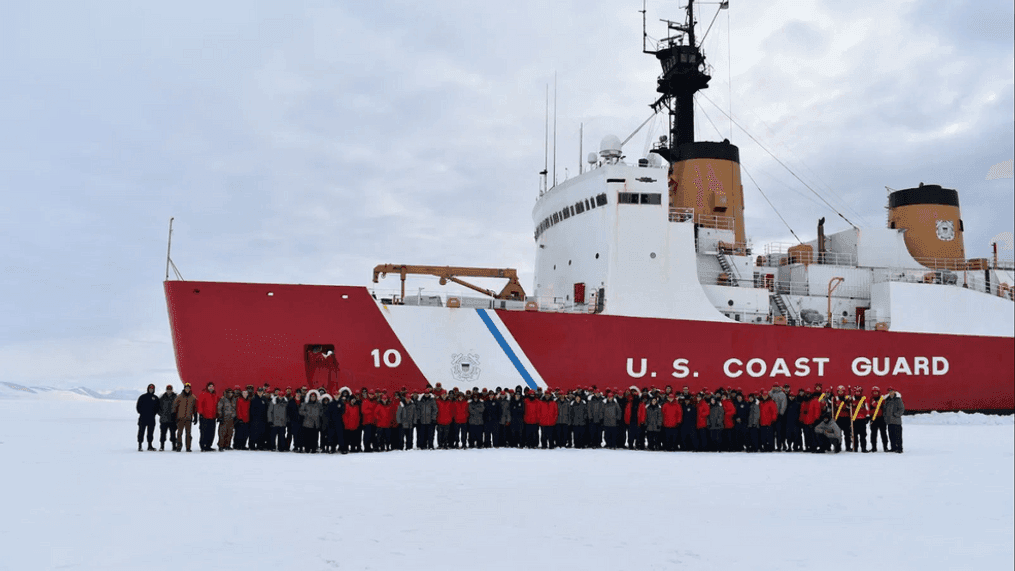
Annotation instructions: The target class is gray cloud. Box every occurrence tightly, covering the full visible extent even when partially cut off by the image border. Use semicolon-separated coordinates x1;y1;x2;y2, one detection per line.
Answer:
1;0;1011;389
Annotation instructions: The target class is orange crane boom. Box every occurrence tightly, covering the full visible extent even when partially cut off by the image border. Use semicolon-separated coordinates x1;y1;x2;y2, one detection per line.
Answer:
372;264;526;302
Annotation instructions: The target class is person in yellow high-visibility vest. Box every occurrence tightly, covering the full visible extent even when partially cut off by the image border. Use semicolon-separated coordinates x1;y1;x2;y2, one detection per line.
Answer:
831;385;853;451
850;386;870;452
868;386;889;452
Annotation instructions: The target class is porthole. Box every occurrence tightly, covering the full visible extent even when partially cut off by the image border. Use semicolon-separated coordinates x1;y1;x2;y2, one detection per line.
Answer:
595;253;600;259
650;252;657;259
727;300;734;307
568;260;572;266
842;311;848;317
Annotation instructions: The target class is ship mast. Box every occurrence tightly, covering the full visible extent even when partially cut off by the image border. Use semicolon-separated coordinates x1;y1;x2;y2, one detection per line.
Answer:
646;0;712;162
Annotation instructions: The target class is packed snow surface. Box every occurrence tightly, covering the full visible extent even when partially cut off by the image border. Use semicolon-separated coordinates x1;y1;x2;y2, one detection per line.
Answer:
1;396;1012;571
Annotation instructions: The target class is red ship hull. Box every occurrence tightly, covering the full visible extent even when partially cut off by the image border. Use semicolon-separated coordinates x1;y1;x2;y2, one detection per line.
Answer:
165;280;1014;412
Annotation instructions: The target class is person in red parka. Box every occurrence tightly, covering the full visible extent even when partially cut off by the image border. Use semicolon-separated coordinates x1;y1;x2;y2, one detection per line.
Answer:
436;393;454;449
661;394;682;451
539;395;558;449
522;392;540;448
342;396;361;452
758;392;778;452
196;382;219;452
798;390;813;451
695;395;710;451
721;394;736;451
374;394;395;451
804;388;824;452
233;389;251;450
360;392;378;452
624;392;647;450
452;393;469;448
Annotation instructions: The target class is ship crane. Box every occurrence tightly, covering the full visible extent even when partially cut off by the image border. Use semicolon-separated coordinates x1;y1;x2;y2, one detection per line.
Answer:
372;264;527;302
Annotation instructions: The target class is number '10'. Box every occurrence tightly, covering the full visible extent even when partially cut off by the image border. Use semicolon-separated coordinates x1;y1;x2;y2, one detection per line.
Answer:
371;349;402;368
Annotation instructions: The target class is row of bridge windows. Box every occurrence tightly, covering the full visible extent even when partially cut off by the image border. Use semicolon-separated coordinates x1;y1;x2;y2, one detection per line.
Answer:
534;193;608;241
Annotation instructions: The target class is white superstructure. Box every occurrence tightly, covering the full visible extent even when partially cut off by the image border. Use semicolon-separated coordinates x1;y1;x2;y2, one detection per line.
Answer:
527;136;1014;338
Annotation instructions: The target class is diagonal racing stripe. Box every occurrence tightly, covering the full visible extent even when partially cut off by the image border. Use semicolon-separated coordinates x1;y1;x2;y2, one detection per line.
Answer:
476;308;539;390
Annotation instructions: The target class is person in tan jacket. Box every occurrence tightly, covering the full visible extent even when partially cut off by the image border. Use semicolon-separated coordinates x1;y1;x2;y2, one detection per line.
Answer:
216;387;237;451
172;383;198;452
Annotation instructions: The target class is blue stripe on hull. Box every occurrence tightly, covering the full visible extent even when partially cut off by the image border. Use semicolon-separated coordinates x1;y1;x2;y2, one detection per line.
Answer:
476;308;538;390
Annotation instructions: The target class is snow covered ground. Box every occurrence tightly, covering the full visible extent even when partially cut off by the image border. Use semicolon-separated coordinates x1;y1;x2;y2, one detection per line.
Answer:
1;394;1012;571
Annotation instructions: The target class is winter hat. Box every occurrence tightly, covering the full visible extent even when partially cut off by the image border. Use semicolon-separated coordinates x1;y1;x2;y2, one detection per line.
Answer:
165;384;174;390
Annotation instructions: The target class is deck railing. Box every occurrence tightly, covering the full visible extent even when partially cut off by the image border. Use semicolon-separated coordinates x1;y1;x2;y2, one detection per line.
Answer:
668;207;735;231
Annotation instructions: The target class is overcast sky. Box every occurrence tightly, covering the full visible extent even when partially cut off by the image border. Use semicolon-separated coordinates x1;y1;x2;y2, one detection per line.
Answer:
1;0;1012;391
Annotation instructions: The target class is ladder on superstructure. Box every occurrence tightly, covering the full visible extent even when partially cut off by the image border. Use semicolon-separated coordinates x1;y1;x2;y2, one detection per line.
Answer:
715;252;739;287
771;293;798;326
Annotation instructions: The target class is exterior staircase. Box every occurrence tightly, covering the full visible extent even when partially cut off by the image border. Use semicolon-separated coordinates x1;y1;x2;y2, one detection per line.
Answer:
715;252;739;287
771;293;798;326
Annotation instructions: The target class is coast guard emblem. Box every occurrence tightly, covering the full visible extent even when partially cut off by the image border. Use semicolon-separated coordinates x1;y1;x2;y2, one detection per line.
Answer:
936;220;955;241
451;353;481;382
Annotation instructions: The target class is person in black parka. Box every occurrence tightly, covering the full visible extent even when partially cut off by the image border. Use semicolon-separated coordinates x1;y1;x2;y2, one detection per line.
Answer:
509;392;525;448
483;396;500;448
325;395;345;453
286;393;302;452
248;388;268;450
136;384;160;451
733;394;750;452
785;392;802;451
680;398;697;451
157;384;177;451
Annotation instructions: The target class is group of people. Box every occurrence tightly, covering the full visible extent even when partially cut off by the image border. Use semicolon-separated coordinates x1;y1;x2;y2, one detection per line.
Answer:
134;381;905;455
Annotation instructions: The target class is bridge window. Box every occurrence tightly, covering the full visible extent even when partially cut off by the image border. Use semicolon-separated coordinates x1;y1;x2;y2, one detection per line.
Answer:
618;192;661;205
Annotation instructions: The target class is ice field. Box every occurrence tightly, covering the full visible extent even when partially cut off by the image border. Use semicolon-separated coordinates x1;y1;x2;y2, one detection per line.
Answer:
0;392;1012;571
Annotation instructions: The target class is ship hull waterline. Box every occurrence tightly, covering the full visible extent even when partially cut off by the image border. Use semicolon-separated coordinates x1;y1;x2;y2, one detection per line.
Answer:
165;280;1014;412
